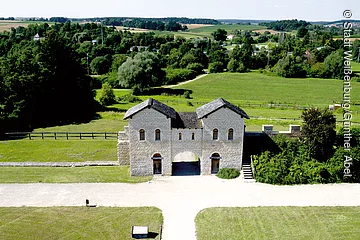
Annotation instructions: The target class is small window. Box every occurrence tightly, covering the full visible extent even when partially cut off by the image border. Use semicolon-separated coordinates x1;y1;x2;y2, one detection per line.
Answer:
228;128;234;140
213;129;218;140
178;132;182;140
139;129;145;141
192;132;195;140
155;129;161;141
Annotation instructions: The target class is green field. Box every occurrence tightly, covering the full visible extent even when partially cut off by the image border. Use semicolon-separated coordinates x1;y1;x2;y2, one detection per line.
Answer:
0;207;162;240
196;206;360;240
352;61;360;73
156;24;267;39
0;140;117;162
189;24;266;34
0;166;151;183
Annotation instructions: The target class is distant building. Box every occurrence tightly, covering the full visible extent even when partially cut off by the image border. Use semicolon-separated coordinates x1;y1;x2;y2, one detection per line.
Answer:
227;34;235;40
33;33;44;41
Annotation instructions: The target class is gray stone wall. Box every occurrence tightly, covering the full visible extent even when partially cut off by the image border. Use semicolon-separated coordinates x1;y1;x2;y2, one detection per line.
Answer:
128;108;172;176
201;107;245;174
171;128;203;160
118;131;130;165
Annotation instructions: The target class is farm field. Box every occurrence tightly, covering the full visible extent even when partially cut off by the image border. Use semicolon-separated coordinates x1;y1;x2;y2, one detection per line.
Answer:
156;24;268;39
0;207;162;239
0;20;52;32
0;166;151;183
195;206;360;240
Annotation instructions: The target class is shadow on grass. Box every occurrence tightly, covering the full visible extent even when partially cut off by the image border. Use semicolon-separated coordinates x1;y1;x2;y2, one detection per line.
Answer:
136;88;193;96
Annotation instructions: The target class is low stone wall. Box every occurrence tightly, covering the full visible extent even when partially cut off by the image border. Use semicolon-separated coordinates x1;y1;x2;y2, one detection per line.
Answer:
118;130;130;165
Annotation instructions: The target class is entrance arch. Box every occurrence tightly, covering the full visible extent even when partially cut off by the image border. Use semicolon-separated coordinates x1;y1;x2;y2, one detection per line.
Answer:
210;153;221;174
152;153;162;174
172;151;200;176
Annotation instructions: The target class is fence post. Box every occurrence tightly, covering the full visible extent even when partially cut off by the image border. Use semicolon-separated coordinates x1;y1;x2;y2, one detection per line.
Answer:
54;132;57;140
66;133;68;140
92;132;94;139
80;133;82;140
42;132;44;140
105;132;107;139
28;133;31;140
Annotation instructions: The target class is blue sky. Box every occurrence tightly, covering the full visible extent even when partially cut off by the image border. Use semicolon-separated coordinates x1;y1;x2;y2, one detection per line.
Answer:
0;0;358;21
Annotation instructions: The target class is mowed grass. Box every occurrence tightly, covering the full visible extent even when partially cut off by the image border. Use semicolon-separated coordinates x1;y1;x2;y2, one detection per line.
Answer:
352;61;360;73
35;111;128;132
0;140;117;162
196;206;360;240
0;166;151;183
174;73;360;106
0;207;162;240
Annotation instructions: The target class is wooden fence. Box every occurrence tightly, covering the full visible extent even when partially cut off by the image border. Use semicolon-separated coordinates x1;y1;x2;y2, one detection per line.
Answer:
4;132;118;140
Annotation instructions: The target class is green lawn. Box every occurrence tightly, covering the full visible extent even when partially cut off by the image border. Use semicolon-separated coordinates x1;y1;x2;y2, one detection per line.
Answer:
0;166;151;183
0;140;117;162
173;73;360;106
196;206;360;240
352;61;360;73
0;207;162;240
35;111;127;133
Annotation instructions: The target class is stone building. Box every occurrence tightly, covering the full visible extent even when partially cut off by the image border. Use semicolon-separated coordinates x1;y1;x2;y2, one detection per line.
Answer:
118;98;250;176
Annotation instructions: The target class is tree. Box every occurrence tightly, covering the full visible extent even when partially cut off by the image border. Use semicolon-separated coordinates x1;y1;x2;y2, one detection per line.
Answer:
301;108;336;162
208;61;224;73
296;26;308;38
118;51;165;93
111;54;127;72
323;49;344;79
211;29;227;41
99;83;116;106
90;55;112;75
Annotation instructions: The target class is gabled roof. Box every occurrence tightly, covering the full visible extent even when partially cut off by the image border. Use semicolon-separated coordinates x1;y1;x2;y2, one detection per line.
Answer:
124;98;177;120
196;98;250;119
171;112;202;129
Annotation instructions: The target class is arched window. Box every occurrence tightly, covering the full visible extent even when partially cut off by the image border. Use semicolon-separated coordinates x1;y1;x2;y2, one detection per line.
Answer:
155;129;161;141
228;128;234;140
178;132;182;140
139;129;145;141
213;129;218;140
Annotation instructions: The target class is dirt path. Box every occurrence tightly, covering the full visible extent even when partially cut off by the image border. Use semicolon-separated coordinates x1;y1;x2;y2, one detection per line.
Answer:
1;176;360;240
162;74;208;88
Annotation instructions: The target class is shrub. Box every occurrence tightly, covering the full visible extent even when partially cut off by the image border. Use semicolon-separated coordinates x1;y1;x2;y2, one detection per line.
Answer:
183;91;191;99
99;83;116;106
186;63;204;74
165;68;197;84
117;94;141;103
216;168;240;179
208;61;225;73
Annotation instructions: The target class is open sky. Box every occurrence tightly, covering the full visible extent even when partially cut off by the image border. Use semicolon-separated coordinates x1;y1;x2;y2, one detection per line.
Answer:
0;0;358;21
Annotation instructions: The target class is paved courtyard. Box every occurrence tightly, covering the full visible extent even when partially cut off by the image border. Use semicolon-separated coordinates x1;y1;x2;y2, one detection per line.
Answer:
1;176;360;240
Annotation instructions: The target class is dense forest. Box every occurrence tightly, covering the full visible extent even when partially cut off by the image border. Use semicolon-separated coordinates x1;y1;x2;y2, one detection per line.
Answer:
259;19;312;31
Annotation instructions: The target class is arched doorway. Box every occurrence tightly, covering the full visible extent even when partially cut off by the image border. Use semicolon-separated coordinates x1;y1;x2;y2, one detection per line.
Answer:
210;153;221;174
172;151;200;176
152;153;162;174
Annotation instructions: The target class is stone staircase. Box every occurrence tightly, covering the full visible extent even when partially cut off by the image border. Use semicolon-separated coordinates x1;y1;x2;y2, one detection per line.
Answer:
242;160;256;183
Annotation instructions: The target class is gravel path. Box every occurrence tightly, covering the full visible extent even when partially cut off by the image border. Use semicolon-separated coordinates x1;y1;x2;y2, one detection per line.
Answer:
1;176;360;240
